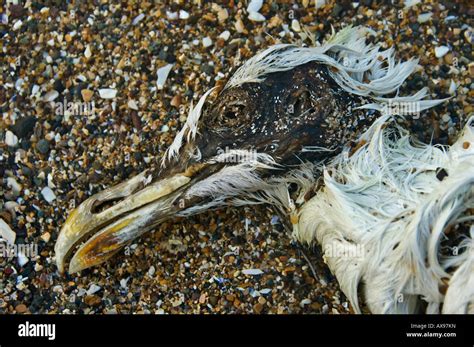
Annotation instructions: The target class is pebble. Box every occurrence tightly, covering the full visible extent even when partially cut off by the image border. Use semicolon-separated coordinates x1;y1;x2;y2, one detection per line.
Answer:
15;304;28;313
81;89;93;102
99;88;117;99
253;303;264;313
41;187;56;203
132;13;145;25
435;46;449;58
0;218;16;245
417;12;432;23
84;295;101;306
5;130;19;147
179;10;189;20
171;95;181;107
468;63;474;78
7;177;22;195
43;90;59;102
235;18;245;33
10;116;37;139
128;99;139;110
84;45;92;59
202;37;213;48
291;19;301;32
219;30;231;41
36;139;50;154
40;232;51;243
18;251;29;267
217;9;229;22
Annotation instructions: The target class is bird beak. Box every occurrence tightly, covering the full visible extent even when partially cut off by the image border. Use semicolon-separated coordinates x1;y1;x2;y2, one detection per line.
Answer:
55;170;192;274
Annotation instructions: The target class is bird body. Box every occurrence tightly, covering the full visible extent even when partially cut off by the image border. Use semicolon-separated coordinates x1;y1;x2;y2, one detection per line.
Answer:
55;26;473;314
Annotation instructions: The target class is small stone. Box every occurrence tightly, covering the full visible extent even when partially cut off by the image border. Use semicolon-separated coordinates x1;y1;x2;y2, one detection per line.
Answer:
468;62;474;78
18;251;28;267
315;0;326;9
132;13;145;25
179;10;189;20
81;89;93;102
202;37;213;48
5;130;19;147
7;177;22;195
98;88;117;99
448;80;457;95
128;99;139;110
171;95;181;107
235;18;245;33
300;298;311;307
219;30;231;41
217;8;228;22
40;232;51;243
15;304;28;313
36;139;50;154
84;45;92;59
43;90;59;102
253;303;264;314
209;296;218;306
268;15;283;28
84;295;101;306
148;266;156;277
443;53;453;65
11;116;37;139
464;29;473;44
226;294;235;302
417;12;432;23
41;186;56;203
435;46;449;58
291;19;301;32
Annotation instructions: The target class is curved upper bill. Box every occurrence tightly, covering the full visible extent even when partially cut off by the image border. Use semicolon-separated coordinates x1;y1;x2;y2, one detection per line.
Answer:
54;171;190;273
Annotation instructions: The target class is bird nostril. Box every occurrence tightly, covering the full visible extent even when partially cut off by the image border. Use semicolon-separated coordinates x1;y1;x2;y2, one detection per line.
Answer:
90;197;124;214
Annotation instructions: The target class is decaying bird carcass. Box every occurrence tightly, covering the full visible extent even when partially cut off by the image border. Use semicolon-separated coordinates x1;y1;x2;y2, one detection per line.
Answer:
55;26;474;314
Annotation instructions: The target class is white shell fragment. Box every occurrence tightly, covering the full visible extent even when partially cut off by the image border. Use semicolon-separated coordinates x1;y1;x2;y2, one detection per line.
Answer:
5;130;18;147
156;64;174;90
43;90;59;102
99;88;118;99
132;13;145;25
435;46;449;58
242;268;264;275
0;219;16;245
247;0;265;21
41;186;56;203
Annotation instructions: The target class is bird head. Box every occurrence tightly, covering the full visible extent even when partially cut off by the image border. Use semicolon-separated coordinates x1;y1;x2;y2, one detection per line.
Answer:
55;58;371;274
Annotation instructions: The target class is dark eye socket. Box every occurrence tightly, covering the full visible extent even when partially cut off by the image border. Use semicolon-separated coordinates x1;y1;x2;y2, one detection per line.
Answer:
220;101;247;125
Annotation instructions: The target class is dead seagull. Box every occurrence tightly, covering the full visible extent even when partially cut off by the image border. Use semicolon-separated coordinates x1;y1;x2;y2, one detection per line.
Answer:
55;26;474;314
